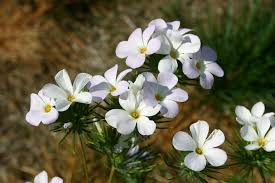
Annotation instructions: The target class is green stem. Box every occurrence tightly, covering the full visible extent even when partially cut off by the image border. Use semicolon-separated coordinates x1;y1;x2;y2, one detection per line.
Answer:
107;165;115;183
79;133;89;183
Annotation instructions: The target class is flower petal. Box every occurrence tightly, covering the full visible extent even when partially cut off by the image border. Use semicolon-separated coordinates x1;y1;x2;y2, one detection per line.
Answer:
178;34;201;53
146;37;161;55
50;177;63;183
43;84;67;100
148;18;167;31
167;21;180;30
251;101;265;117
25;111;43;126
256;117;270;138
182;60;200;79
264;141;275;152
117;69;132;82
179;28;192;35
116;41;130;58
89;75;107;87
55;69;73;94
245;143;260;151
119;91;137;112
199;71;214;89
158;56;178;73
55;99;71;112
205;62;224;77
240;125;258;142
166;88;188;102
105;109;130;128
128;28;143;46
125;54;146;69
104;64;118;86
160;100;179;118
143;25;155;45
184;152;206;172
41;108;59;125
157;72;178;89
136;116;156;135
29;93;45;111
34;171;48;183
190;121;209;147
204;148;227;167
203;129;225;149
265;127;275;141
73;73;92;94
75;92;92;104
117;118;136;135
201;46;217;61
235;105;252;125
172;131;196;151
111;81;129;96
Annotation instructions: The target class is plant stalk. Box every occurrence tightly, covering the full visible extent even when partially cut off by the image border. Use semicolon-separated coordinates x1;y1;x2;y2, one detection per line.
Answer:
107;165;115;183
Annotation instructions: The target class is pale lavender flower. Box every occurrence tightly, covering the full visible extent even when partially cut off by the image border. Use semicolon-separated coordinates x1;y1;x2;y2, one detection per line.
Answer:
89;64;132;102
25;90;58;126
148;18;180;36
182;46;224;89
116;26;161;69
142;72;188;118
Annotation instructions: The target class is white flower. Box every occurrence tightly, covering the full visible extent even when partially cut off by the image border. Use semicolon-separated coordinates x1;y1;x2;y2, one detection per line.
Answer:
25;90;58;126
157;29;201;73
182;46;224;89
172;121;227;171
241;118;275;152
105;91;160;135
26;170;63;183
116;26;161;69
142;72;188;118
148;18;180;36
235;101;275;127
89;64;132;102
128;73;146;95
43;69;92;112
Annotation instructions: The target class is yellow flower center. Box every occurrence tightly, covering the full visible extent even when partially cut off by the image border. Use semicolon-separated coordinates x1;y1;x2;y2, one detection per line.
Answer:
195;147;203;155
67;95;75;102
155;94;163;101
131;111;140;119
196;61;204;70
44;104;52;113
139;47;147;54
111;86;117;92
170;50;178;59
257;138;266;147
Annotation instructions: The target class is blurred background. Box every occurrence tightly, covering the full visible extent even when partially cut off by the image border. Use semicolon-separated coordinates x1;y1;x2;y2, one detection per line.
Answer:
1;0;274;182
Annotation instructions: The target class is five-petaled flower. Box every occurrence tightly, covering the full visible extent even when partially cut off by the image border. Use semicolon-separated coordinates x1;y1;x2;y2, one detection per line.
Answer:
25;90;58;126
89;64;132;102
172;120;227;171
241;118;275;152
235;101;275;127
43;69;92;111
105;91;160;135
25;170;63;183
142;72;188;118
116;26;161;69
182;46;224;89
157;29;201;73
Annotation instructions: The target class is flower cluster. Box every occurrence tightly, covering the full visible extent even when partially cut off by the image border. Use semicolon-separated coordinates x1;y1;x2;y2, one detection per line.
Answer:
235;102;275;151
24;18;274;182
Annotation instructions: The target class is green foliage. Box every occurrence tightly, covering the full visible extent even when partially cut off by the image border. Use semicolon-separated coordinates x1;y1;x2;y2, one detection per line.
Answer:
162;0;275;111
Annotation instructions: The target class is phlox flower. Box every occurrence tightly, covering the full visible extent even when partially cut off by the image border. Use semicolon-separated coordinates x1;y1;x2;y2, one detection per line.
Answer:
157;29;201;73
89;64;132;102
26;170;62;183
235;101;275;127
241;118;275;152
116;26;161;69
173;120;227;171
105;91;160;135
182;46;224;89
128;74;146;95
25;90;58;126
148;18;180;36
142;72;188;118
43;69;92;112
